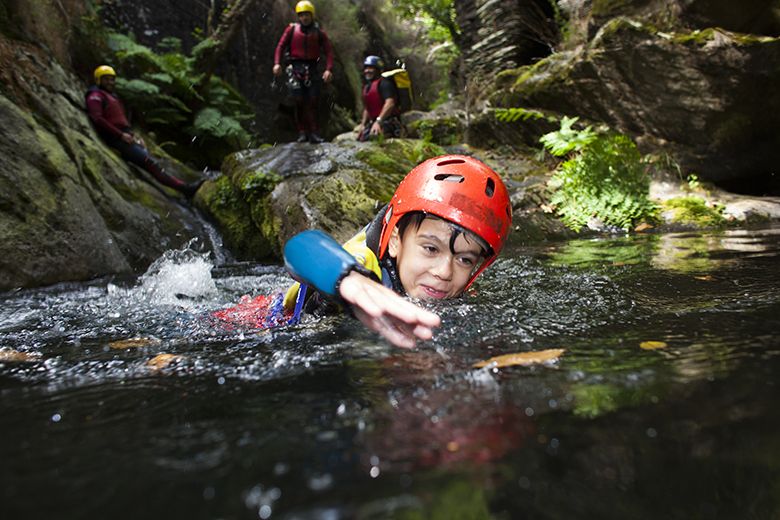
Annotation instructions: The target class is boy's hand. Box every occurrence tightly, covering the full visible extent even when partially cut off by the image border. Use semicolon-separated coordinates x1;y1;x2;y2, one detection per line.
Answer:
339;271;441;349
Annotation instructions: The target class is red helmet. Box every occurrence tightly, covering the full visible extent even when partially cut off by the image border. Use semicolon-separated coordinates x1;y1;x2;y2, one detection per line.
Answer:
378;155;512;288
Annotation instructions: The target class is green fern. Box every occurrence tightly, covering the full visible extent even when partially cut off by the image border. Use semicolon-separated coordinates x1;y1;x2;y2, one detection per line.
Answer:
105;31;253;167
539;116;597;157
494;107;548;123
542;121;657;232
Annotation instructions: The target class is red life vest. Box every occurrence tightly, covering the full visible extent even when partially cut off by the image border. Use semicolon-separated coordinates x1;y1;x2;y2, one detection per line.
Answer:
274;23;334;70
85;87;130;139
290;23;323;61
362;78;385;120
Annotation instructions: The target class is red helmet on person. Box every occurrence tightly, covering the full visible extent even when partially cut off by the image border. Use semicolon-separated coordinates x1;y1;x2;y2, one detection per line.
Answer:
378;155;512;288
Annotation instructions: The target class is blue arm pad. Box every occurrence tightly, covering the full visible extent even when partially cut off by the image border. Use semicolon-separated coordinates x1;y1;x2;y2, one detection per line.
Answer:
283;230;357;298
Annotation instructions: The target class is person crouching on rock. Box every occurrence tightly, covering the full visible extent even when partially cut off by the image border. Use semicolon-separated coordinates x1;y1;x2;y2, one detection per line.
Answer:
356;55;403;142
85;65;203;198
281;155;512;348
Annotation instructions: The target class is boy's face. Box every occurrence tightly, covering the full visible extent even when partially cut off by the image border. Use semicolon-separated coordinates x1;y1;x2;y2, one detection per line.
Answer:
388;217;484;300
297;12;313;25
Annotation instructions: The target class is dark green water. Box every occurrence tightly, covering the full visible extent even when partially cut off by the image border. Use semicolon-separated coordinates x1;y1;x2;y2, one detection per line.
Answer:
2;228;779;519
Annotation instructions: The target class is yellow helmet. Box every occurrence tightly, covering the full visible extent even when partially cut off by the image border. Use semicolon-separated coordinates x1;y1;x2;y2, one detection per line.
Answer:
295;0;315;16
93;65;116;84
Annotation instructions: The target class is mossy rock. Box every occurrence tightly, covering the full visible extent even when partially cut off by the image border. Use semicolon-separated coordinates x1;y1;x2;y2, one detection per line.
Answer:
355;139;446;177
661;196;727;229
302;171;380;241
407;117;463;146
195;176;277;259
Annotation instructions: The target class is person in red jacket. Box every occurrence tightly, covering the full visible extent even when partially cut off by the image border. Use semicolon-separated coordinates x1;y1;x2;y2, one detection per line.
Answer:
85;66;202;197
272;0;334;144
356;55;403;141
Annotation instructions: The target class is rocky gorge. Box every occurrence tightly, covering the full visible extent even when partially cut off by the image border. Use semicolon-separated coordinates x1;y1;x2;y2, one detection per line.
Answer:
1;0;779;291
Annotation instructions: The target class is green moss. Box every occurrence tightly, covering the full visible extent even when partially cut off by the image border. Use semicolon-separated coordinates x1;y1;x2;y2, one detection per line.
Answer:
356;139;445;177
355;147;402;176
114;182;167;214
197;176;275;259
248;195;281;253
409;117;461;146
672;28;776;46
662;196;726;228
396;479;491;519
305;175;377;234
33;128;74;181
233;167;282;202
354;168;398;203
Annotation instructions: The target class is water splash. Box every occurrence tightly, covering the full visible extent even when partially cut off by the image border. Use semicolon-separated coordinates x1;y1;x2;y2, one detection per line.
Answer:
108;242;217;309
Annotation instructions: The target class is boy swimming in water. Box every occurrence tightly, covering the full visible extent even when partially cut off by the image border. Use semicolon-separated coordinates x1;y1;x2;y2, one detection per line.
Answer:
281;154;512;348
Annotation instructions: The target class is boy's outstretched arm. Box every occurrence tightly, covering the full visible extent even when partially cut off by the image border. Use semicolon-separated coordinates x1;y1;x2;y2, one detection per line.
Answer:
338;271;440;349
284;230;440;348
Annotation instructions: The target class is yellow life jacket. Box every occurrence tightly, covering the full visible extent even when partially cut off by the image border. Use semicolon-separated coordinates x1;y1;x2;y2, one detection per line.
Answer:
282;226;382;311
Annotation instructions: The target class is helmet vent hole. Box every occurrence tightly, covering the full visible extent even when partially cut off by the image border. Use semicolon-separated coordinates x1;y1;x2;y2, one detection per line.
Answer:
485;178;495;197
436;159;465;166
434;174;464;183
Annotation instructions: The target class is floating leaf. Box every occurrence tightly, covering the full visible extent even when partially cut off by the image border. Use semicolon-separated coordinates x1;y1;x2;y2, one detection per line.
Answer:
694;275;714;281
109;337;162;350
0;349;40;362
634;222;654;232
147;353;184;371
474;349;565;368
640;341;667;350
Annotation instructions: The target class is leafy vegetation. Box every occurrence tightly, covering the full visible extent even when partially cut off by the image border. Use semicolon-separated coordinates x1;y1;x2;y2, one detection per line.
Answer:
374;0;458;109
541;117;657;232
494;107;555;124
106;32;254;168
390;0;459;42
662;196;726;228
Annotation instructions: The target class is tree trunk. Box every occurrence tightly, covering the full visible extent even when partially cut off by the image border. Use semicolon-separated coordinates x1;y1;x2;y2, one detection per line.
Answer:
193;0;259;92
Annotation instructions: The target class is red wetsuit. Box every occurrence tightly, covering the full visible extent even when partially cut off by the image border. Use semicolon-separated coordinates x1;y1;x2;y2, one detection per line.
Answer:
84;85;190;192
273;22;334;136
85;86;131;140
274;22;334;70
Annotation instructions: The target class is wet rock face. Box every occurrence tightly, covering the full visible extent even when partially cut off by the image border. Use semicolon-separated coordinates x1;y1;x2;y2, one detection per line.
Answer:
195;139;447;261
494;20;780;185
0;38;210;291
454;0;559;80
588;0;780;38
456;1;780;189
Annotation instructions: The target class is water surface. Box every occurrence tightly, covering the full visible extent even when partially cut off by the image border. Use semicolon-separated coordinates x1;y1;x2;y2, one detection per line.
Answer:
2;228;779;519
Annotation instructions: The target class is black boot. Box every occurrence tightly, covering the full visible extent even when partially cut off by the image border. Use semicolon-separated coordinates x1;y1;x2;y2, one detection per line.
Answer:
181;179;205;198
296;132;308;143
308;132;324;144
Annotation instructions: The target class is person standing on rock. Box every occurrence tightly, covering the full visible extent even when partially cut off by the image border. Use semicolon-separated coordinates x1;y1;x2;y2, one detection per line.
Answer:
272;0;334;144
85;65;203;198
356;55;403;141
